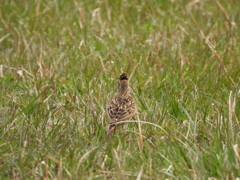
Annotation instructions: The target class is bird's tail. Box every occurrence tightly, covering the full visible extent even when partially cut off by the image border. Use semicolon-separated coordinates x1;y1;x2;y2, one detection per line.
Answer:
106;124;116;135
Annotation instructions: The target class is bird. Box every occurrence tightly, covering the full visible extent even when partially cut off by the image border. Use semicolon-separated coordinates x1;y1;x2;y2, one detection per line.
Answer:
106;73;136;134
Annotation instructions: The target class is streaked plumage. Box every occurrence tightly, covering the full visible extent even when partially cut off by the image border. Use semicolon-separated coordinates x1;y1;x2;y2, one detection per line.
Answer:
106;73;136;134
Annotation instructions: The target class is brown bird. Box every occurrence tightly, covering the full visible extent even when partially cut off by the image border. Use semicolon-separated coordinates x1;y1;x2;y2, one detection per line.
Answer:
106;73;136;134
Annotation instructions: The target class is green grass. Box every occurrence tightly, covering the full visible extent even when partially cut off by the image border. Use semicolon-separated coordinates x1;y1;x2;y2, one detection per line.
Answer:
0;0;240;179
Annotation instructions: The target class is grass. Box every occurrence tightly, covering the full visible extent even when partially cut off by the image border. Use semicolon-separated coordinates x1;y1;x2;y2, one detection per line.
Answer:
0;0;240;179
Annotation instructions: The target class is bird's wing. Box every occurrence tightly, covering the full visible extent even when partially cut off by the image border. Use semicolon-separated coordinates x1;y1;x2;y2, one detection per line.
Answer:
107;96;136;123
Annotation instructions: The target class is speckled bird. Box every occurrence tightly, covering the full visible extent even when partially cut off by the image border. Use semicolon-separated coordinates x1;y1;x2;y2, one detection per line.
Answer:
106;73;136;134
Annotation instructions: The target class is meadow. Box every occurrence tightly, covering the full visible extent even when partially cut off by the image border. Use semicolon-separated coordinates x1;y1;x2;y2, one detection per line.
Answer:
0;0;240;179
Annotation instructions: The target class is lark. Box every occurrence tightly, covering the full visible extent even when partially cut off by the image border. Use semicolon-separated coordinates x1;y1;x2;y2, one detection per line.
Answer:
106;73;136;134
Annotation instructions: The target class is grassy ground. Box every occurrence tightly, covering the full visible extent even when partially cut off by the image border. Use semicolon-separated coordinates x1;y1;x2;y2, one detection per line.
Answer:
0;0;240;179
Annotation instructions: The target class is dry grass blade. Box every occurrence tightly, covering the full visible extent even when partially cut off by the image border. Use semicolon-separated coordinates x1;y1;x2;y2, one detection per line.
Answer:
113;120;168;135
216;0;232;29
0;33;11;43
76;147;98;171
136;165;144;180
137;113;144;150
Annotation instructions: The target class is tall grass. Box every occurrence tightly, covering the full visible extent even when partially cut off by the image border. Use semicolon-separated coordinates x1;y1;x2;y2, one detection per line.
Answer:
0;0;239;179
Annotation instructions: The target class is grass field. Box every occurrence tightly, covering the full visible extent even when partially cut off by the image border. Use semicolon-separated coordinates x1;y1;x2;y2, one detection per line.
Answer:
0;0;240;179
